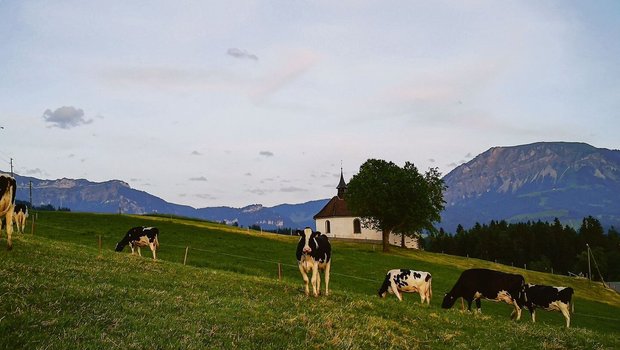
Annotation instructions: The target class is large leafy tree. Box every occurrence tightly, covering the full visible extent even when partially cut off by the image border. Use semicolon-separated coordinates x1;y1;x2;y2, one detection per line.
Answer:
345;159;446;252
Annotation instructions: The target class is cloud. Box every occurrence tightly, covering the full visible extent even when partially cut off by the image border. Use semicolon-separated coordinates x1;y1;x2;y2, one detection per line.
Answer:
251;49;321;101
191;150;202;156
194;193;217;200
259;151;274;157
23;168;47;176
280;186;307;193
227;48;258;61
189;176;208;182
42;106;94;129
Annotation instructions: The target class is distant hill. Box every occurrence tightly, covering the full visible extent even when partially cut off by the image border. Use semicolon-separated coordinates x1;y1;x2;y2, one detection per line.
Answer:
440;142;620;232
7;141;620;233
8;173;327;230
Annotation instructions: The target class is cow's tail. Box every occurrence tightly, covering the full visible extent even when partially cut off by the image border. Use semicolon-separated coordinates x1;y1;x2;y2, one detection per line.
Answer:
378;273;391;297
426;273;433;300
154;235;160;249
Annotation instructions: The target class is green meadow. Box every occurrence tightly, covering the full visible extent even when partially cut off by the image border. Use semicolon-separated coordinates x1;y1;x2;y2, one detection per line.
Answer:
1;211;618;349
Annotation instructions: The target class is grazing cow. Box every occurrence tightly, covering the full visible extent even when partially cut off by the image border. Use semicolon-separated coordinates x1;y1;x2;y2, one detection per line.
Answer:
378;269;432;304
14;203;28;234
296;227;331;297
521;284;574;327
115;226;160;260
441;268;525;320
0;174;16;250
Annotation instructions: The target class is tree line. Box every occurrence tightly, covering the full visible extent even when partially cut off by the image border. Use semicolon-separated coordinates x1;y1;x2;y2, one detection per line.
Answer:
425;216;620;281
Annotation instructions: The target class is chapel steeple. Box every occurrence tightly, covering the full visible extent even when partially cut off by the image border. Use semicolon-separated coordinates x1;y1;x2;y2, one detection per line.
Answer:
337;168;347;199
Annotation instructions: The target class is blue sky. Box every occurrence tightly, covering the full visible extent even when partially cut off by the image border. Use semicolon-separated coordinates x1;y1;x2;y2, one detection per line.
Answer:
1;0;619;208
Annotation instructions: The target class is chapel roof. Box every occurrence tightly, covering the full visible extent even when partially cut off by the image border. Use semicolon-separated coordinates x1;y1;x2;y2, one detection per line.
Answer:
313;195;353;219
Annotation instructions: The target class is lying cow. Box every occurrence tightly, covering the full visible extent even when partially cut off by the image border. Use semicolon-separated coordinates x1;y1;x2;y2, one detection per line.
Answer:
378;269;432;304
0;174;16;250
115;226;160;260
521;284;574;327
14;203;28;234
296;227;331;297
441;268;525;320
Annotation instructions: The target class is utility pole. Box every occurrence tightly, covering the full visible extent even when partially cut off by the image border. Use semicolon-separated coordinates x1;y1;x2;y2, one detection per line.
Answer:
587;243;592;281
10;158;13;177
29;181;33;208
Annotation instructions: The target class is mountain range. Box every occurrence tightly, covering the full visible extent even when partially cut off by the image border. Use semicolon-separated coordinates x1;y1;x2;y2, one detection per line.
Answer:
7;142;620;231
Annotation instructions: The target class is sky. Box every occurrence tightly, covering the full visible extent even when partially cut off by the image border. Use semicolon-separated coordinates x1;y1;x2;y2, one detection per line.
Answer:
1;0;619;208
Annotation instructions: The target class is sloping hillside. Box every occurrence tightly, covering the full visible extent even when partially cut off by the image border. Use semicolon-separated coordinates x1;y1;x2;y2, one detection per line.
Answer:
441;142;620;231
0;212;618;349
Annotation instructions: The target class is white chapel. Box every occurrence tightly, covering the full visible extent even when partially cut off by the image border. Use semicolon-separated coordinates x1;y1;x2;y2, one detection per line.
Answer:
313;170;419;249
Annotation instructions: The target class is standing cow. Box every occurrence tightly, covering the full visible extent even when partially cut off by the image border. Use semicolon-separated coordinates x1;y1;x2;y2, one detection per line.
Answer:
115;226;160;260
14;203;28;234
521;284;574;327
378;269;432;304
296;227;331;297
0;174;16;250
441;268;525;320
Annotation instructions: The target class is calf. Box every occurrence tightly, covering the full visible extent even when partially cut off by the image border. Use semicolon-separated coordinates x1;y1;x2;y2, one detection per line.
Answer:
522;284;574;327
296;227;331;297
441;268;525;320
0;174;16;250
378;269;432;304
115;226;160;260
14;203;28;234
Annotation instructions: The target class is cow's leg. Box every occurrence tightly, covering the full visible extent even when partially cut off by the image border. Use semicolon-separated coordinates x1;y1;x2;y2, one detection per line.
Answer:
311;263;319;297
150;242;157;260
513;303;522;320
298;264;310;296
475;298;481;313
137;246;142;257
419;285;428;304
324;261;331;296
531;308;536;322
559;304;571;327
5;208;13;250
316;268;322;295
389;279;402;301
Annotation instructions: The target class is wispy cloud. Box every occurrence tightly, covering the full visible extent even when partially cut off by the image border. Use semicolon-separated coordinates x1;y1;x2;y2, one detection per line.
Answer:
189;176;208;182
251;49;321;101
42;106;94;129
227;48;258;61
280;186;307;193
259;151;274;157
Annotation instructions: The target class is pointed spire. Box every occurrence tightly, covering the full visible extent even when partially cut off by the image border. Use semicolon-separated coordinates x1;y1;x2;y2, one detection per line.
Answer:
337;167;347;198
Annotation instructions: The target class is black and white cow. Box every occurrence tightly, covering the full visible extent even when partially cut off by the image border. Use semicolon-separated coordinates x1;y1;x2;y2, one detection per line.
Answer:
115;226;160;260
296;227;331;297
441;268;526;320
521;284;574;327
0;174;16;250
14;203;28;234
378;269;432;304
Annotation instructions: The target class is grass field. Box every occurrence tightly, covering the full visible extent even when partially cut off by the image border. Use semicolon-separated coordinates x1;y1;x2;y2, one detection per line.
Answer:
1;211;619;349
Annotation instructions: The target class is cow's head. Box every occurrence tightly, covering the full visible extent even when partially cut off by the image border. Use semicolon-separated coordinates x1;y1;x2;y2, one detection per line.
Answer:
114;242;126;252
298;227;318;254
441;292;457;309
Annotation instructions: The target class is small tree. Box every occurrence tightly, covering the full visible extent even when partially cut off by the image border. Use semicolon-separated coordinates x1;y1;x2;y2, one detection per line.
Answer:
345;159;445;252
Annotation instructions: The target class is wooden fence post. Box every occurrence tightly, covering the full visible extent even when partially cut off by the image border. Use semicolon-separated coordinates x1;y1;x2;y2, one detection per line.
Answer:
31;213;36;235
183;246;189;265
278;263;282;281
